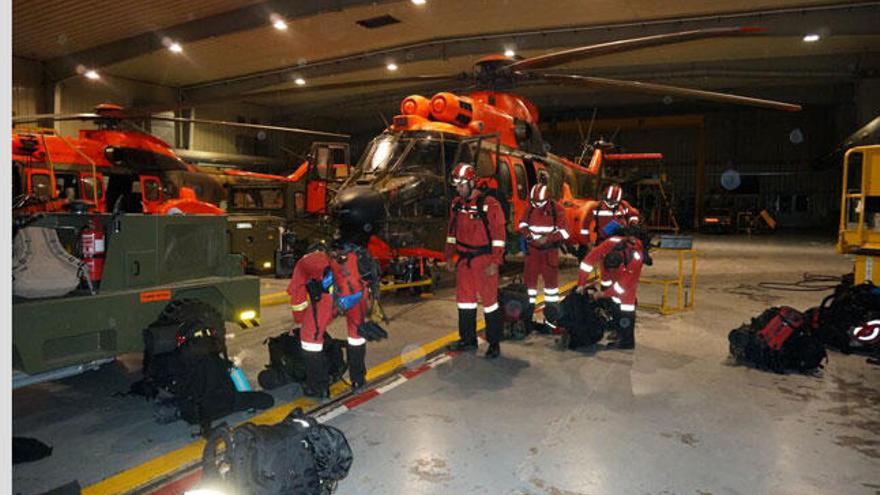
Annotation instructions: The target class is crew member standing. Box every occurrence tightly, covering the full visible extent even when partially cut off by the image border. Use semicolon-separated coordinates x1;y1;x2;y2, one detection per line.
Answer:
518;183;570;332
581;183;640;247
287;244;370;398
577;226;645;349
445;162;507;358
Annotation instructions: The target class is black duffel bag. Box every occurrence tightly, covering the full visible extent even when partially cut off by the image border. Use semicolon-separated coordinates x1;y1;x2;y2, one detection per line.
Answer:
202;408;352;495
258;328;347;390
554;291;609;349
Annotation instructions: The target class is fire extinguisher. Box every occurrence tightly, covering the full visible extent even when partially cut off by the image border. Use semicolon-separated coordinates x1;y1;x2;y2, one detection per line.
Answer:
81;217;105;283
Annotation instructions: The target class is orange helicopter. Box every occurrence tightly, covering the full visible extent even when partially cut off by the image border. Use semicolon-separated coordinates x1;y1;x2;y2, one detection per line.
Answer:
326;26;800;271
12;104;349;217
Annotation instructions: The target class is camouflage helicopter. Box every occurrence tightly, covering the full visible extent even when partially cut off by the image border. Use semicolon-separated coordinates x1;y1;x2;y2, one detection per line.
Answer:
323;27;800;276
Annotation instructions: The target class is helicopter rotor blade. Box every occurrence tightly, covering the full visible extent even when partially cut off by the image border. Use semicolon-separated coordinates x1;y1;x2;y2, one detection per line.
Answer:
146;115;351;139
507;26;766;72
838;115;880;150
13;113;103;124
538;73;801;112
246;74;465;97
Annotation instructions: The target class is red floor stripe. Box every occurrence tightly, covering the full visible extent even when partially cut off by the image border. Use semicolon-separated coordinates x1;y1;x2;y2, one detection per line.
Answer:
148;467;202;495
401;363;431;379
343;388;380;409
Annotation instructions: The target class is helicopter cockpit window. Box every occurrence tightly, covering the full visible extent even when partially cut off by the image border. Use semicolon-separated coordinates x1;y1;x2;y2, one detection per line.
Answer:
514;163;527;200
361;135;400;173
31;173;52;199
55;173;79;201
259;189;284;209
143;179;162;201
82;175;104;200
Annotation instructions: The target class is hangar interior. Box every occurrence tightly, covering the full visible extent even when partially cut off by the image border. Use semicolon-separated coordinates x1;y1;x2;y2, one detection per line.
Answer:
8;1;880;494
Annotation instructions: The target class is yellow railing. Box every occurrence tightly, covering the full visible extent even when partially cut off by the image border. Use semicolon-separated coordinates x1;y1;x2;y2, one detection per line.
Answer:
639;247;697;315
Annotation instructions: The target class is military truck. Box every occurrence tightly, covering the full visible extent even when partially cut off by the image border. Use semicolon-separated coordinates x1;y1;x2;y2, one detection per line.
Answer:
12;213;260;388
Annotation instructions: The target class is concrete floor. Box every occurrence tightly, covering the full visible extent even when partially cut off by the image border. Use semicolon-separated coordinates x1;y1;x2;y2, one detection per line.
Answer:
12;234;880;495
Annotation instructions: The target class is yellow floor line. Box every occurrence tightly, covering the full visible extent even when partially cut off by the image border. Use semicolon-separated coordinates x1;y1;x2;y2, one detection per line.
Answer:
83;280;577;495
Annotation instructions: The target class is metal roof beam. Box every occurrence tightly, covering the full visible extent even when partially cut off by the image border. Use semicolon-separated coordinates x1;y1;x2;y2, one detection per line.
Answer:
180;2;880;105
43;0;401;82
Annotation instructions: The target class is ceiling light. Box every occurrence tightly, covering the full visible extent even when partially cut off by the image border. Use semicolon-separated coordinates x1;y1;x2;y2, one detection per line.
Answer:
803;33;820;43
411;0;426;5
84;70;100;80
273;19;288;30
168;42;183;53
386;62;398;71
504;49;516;57
294;77;306;86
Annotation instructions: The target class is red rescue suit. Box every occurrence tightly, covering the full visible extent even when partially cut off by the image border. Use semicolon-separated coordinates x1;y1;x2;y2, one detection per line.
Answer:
287;251;367;351
445;192;506;312
581;200;640;245
579;236;644;312
518;200;570;320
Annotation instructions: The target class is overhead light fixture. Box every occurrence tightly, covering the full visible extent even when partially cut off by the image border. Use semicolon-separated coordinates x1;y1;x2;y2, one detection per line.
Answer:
294;77;306;86
270;13;288;31
386;62;398;71
803;33;820;42
168;42;183;53
411;0;426;5
84;70;101;80
504;49;516;57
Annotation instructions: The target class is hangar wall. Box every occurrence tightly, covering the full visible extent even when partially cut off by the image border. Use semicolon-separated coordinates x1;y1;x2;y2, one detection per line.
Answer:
543;104;846;230
12;57;45;121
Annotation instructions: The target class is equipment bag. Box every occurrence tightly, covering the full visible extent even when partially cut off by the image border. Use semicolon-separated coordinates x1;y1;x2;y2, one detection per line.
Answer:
728;306;826;373
138;325;273;426
498;277;531;340
554;291;608;349
258;328;347;390
202;408;352;495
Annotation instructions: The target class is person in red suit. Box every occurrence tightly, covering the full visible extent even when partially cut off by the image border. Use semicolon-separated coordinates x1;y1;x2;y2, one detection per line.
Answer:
445;162;507;358
580;183;640;247
517;183;570;332
577;224;645;349
287;244;369;398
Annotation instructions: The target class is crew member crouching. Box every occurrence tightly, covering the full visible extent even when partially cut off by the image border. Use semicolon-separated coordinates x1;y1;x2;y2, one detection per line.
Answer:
518;183;570;332
577;224;645;349
287;244;372;398
446;162;507;358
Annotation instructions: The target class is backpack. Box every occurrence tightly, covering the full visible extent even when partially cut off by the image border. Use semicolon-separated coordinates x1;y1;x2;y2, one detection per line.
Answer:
554;291;609;349
138;324;274;428
815;276;880;353
728;306;826;373
258;329;347;390
202;408;352;495
498;277;531;340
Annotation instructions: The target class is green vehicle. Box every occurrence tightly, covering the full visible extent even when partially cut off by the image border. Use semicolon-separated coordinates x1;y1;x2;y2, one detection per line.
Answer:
12;213;260;388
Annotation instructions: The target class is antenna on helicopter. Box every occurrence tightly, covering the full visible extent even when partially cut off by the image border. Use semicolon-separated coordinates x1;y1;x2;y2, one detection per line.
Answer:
576;108;599;166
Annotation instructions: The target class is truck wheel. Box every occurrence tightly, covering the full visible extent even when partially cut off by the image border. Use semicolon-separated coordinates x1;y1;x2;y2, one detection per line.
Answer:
159;298;226;350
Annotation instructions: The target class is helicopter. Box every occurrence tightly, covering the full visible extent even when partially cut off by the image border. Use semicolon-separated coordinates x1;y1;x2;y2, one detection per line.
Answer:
11;104;349;217
326;26;801;272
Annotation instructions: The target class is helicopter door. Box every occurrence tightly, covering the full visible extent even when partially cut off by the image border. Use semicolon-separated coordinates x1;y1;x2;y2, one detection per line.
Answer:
139;175;164;214
305;142;349;214
508;157;530;225
80;172;106;212
26;169;54;200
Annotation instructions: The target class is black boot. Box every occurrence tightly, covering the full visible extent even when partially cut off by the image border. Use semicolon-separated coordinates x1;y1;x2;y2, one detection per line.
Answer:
448;308;478;351
302;349;330;399
522;303;535;333
607;310;636;350
484;308;503;359
347;343;367;390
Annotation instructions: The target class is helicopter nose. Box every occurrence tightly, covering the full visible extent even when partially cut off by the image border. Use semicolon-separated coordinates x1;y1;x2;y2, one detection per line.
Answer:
332;185;386;238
